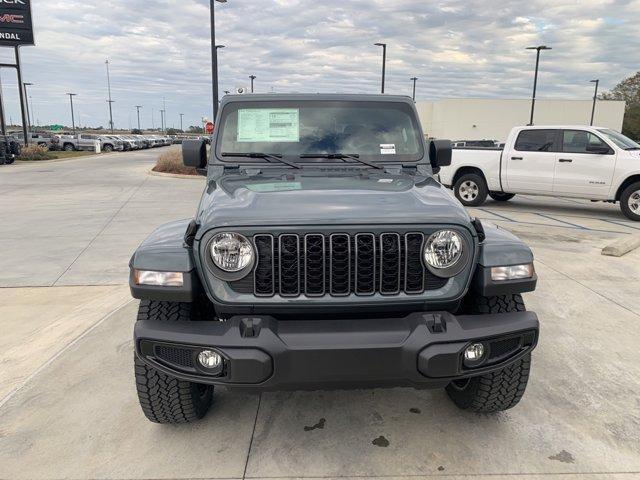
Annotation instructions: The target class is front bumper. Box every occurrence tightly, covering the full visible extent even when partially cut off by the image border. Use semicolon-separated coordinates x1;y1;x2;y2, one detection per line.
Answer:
135;310;538;390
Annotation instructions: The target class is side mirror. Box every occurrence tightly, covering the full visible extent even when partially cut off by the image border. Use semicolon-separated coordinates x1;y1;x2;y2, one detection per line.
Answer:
429;139;452;174
182;139;208;169
586;144;611;155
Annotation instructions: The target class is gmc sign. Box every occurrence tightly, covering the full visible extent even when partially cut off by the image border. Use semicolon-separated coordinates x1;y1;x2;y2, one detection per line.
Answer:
0;0;33;47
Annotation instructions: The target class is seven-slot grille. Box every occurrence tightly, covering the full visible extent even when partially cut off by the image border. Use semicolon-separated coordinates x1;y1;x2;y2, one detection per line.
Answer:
246;232;449;298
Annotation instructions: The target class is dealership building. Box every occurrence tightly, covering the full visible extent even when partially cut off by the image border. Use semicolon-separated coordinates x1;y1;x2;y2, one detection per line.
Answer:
415;98;626;142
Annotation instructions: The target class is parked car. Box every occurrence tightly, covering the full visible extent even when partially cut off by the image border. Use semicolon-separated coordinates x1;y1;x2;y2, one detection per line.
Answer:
58;134;100;152
440;125;640;221
0;134;20;164
11;132;58;150
129;93;540;424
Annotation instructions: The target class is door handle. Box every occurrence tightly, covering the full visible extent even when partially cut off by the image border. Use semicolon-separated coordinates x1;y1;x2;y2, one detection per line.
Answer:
511;156;523;161
559;158;573;163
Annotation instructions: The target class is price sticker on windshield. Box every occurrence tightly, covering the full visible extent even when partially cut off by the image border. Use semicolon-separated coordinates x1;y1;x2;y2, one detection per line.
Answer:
237;109;300;143
380;144;396;155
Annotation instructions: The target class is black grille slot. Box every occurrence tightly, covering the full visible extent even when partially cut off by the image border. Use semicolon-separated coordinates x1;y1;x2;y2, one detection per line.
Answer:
254;235;275;296
405;233;425;293
330;234;351;296
279;235;300;296
380;233;401;294
304;234;325;296
355;233;376;295
488;337;521;362
155;345;194;368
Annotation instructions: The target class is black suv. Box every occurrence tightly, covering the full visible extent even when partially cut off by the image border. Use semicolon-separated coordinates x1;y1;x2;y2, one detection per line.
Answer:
130;94;539;424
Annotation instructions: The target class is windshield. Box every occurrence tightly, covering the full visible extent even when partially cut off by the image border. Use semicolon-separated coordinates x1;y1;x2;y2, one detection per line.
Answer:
216;100;424;162
597;129;640;150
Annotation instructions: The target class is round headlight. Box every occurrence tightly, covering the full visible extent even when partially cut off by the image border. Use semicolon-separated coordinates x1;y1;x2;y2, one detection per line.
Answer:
210;233;254;272
424;230;463;270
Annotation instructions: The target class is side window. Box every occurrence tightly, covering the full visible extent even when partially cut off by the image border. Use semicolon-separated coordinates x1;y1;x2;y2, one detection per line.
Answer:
514;129;558;152
562;130;609;154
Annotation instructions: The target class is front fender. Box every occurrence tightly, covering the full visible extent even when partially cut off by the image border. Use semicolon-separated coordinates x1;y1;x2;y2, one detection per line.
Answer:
129;219;202;302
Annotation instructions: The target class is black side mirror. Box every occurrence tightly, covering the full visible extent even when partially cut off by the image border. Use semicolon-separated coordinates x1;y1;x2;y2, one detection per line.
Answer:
586;144;611;155
182;139;208;170
429;140;452;174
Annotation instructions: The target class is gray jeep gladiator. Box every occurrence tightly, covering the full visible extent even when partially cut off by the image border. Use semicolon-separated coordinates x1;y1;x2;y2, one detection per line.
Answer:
130;94;539;424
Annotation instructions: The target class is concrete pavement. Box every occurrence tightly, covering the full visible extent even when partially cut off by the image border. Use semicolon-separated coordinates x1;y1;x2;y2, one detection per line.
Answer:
1;151;639;479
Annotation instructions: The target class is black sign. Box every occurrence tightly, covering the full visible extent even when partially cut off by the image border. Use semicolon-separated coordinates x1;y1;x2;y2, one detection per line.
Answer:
0;0;34;47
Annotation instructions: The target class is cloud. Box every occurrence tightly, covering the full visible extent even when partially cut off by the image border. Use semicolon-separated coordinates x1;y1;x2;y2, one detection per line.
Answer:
0;0;638;128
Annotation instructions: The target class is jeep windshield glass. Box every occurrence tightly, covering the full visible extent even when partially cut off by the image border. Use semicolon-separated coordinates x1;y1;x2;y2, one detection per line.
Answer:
216;100;424;163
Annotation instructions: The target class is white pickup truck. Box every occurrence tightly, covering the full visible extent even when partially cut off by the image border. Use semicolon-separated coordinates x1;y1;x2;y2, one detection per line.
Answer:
439;125;640;221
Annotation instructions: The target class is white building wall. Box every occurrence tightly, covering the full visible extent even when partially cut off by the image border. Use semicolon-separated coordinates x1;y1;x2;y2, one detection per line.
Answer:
416;98;626;142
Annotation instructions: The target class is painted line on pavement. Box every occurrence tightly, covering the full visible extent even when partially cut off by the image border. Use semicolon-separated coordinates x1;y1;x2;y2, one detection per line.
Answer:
535;212;588;230
477;208;515;222
601;218;640;231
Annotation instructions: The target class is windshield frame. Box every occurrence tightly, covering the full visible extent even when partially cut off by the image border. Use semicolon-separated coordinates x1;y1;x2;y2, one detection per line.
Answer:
597;128;640;150
212;98;427;166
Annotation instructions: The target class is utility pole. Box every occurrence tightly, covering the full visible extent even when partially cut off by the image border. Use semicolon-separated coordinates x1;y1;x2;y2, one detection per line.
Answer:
66;93;77;134
23;82;33;129
15;47;29;144
135;105;142;130
179;113;184;132
210;0;228;121
526;45;552;126
374;43;387;94
590;79;599;126
160;109;165;133
250;75;256;93
410;77;418;101
105;59;115;132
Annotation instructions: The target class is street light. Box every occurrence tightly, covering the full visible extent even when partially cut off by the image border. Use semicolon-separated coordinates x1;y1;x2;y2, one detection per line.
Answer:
105;59;115;132
66;93;77;134
135;105;143;131
179;113;184;132
250;74;256;93
526;45;552;125
210;0;228;121
23;82;33;129
374;43;387;94
410;77;418;101
160;109;165;133
590;79;600;126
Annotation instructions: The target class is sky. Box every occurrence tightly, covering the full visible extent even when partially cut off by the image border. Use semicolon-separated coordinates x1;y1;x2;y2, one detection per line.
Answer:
0;0;638;130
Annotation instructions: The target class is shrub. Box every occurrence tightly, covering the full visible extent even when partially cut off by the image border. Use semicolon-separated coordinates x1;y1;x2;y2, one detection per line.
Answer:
18;145;56;161
152;148;198;175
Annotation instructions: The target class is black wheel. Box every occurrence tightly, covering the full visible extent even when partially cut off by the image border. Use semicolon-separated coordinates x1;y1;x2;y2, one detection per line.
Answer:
620;182;640;221
103;144;113;153
63;143;75;151
446;294;531;413
489;192;515;202
134;300;214;424
454;173;488;207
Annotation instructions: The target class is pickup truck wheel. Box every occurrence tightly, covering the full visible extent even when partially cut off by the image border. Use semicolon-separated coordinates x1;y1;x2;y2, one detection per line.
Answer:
134;300;214;424
620;182;640;221
63;143;75;151
489;192;515;202
103;144;113;153
446;293;531;412
454;173;488;207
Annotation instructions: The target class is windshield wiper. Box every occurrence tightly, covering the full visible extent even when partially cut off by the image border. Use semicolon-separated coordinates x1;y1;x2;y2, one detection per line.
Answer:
221;152;303;169
299;153;384;170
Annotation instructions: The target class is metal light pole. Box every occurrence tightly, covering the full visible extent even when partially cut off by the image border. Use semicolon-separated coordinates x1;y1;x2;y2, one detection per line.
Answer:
23;82;33;129
66;93;77;134
211;0;228;121
526;45;552;125
160;109;165;133
590;79;599;126
135;105;142;131
179;113;184;132
410;77;418;101
250;75;256;93
374;43;387;94
105;59;115;132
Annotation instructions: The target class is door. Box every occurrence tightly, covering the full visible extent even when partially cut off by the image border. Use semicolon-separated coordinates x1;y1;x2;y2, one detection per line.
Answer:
505;129;559;193
553;130;617;198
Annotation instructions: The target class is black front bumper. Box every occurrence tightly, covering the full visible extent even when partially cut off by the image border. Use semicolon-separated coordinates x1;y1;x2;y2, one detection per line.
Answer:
134;311;539;390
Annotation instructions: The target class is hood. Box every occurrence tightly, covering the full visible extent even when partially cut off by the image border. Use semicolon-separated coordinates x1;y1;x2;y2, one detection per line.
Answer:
196;171;471;230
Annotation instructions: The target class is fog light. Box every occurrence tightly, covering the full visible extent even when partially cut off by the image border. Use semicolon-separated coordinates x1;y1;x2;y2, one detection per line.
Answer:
464;343;485;361
198;350;222;369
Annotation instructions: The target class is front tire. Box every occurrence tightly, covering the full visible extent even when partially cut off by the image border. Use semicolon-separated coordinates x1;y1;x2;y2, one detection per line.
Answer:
489;192;515;202
454;173;488;207
134;300;214;424
446;294;531;412
620;182;640;221
103;144;114;153
63;143;75;152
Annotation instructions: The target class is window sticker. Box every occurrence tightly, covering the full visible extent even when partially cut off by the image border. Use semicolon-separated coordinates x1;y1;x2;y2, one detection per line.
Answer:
237;109;300;142
380;143;396;155
246;182;302;192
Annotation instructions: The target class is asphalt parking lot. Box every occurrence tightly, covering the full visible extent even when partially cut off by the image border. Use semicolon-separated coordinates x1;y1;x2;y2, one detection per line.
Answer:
1;150;639;479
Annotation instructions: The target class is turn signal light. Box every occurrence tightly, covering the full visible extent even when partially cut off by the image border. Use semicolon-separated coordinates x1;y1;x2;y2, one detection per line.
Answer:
134;270;184;287
491;263;535;281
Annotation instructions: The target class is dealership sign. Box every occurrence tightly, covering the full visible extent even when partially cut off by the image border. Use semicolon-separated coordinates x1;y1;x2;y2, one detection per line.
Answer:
0;0;34;47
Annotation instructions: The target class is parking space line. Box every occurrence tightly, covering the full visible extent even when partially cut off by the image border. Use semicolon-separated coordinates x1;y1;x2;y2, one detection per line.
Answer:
477;208;515;222
480;217;627;235
600;218;640;231
534;213;588;230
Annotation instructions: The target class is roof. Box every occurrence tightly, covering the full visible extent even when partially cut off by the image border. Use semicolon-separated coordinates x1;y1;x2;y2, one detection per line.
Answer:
220;93;414;103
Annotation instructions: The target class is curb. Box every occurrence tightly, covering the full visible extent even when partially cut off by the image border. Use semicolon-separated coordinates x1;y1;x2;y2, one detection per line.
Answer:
148;169;204;180
602;233;640;257
16;153;100;164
